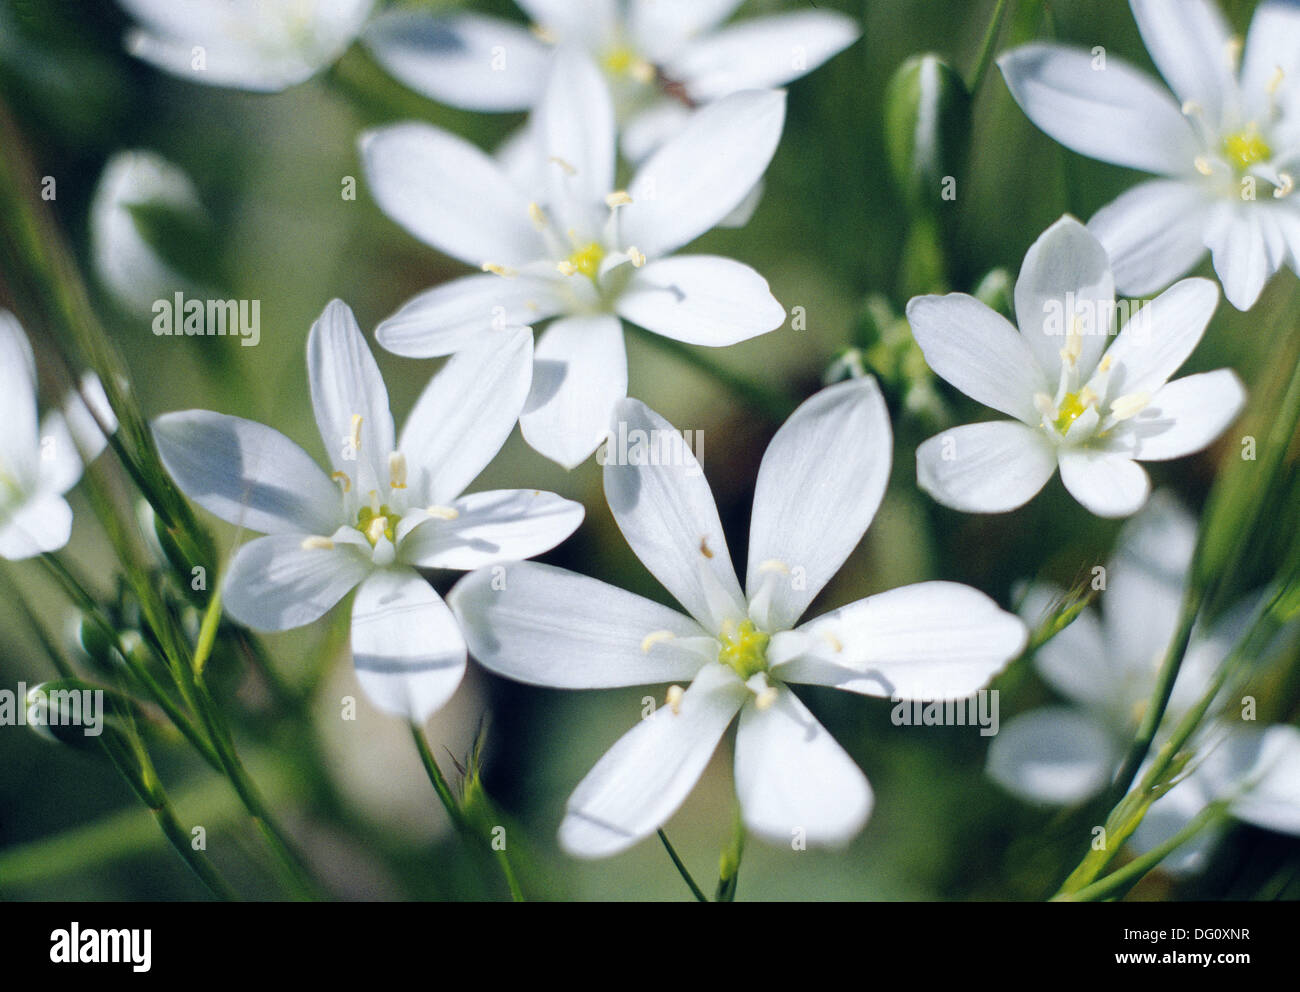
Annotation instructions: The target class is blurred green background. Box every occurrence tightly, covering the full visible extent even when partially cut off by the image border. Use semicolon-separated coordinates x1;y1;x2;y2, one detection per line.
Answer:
0;0;1296;901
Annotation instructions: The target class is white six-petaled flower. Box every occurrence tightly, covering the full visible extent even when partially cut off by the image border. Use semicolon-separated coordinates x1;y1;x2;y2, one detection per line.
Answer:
999;0;1300;310
449;377;1027;857
361;47;788;469
119;0;375;92
910;216;1246;519
152;299;584;723
0;312;116;561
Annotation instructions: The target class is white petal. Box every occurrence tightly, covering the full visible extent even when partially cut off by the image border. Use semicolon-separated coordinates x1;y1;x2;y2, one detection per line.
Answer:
620;101;692;164
715;179;764;228
628;0;743;63
997;44;1199;176
362;12;548;111
519;314;627;469
985;708;1118;804
1021;585;1116;707
398;327;533;503
359;122;544;269
153;410;343;535
615;255;785;346
399;489;583;570
602;398;746;632
375;273;563;358
1130;769;1222;875
1058;449;1151;518
1225;725;1300;834
558;663;747;858
1014;215;1115;382
516;0;616;48
1130;0;1235;124
745;378;891;631
1241;2;1300;119
1204;204;1281;311
622;89;786;259
62;373;117;464
350;569;467;723
538;47;615;232
37;413;84;498
780;581;1027;699
916;421;1058;514
668;11;859;102
906;294;1048;424
223;534;370;632
0;310;39;487
1094;277;1219;399
735;687;872;846
1088;180;1213;297
124;32;319;92
0;495;73;560
1105;369;1245;461
448;561;710;688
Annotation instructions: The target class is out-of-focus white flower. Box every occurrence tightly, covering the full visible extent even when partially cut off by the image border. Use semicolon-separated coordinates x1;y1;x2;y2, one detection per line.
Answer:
0;313;117;560
364;0;857;158
451;378;1026;858
987;494;1234;805
362;48;787;468
119;0;375;92
152;299;583;722
999;0;1300;310
910;216;1245;518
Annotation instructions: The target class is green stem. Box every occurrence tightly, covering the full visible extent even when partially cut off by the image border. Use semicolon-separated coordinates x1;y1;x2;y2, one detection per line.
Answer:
657;829;708;903
715;811;745;902
1056;804;1229;903
967;0;1012;94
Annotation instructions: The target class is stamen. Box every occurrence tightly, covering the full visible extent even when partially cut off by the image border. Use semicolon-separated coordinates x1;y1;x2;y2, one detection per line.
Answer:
627;246;646;268
425;504;460;520
1181;99;1203;118
1274;172;1294;198
548;155;576;176
1098;354;1114;373
604;190;633;208
665;684;684;715
530;23;556;44
758;559;791;575
349;413;363;452
300;536;335;551
528;202;547;229
1109;392;1151;421
556;260;578;276
820;631;844;654
1268;65;1285;96
641;630;676;653
1077;386;1099;408
331;470;351;493
1225;37;1243;75
1194;156;1214;176
365;515;389;546
1059;328;1082;366
368;489;381;515
755;685;778;711
482;262;517;278
388;452;407;490
1033;392;1056;417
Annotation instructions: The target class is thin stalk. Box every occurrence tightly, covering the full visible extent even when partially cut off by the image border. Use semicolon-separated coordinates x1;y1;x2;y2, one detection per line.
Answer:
657;829;708;903
967;0;1011;94
715;810;745;902
625;324;797;423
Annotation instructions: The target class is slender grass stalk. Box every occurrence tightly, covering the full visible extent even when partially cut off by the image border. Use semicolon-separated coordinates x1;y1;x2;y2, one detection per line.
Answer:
657;829;708;903
967;0;1012;95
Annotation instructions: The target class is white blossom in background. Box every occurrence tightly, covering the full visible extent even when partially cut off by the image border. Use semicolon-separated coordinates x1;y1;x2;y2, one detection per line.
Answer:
363;0;858;158
986;494;1237;806
450;378;1027;857
152;299;583;723
999;0;1300;310
90;150;213;315
910;216;1245;519
361;48;787;469
118;0;375;92
0;312;117;560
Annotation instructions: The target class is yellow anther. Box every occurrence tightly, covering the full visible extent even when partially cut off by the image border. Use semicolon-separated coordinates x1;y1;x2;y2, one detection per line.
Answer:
331;470;352;493
1274;173;1294;198
388;452;407;490
1194;156;1214;176
821;631;844;654
530;23;556;44
1059;329;1082;366
604;190;633;208
556;260;578;276
1110;391;1151;420
1099;354;1114;373
481;262;517;278
758;559;791;574
425;505;460;520
561;241;605;278
1033;392;1056;416
548;155;576;176
755;685;779;711
349;413;363;452
368;489;381;515
1268;65;1285;96
1078;386;1099;408
628;246;646;268
365;515;389;546
1224;126;1273;170
528;202;547;229
665;684;684;715
640;630;676;653
1181;100;1202;117
300;536;335;551
1225;37;1243;74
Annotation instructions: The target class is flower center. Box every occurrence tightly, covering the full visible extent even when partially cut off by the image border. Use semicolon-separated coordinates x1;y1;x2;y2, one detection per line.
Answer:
601;44;655;83
1052;390;1091;434
1223;126;1272;171
356;502;396;547
562;241;605;279
717;619;770;679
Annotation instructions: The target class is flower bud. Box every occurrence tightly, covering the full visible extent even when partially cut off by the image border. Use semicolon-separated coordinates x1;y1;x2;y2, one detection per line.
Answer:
884;54;971;211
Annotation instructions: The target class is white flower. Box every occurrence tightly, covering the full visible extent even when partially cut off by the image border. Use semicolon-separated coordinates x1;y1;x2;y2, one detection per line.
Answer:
910;216;1245;519
999;0;1300;310
449;377;1027;857
119;0;375;92
361;48;787;469
152;299;584;722
363;0;857;157
1131;723;1300;875
987;494;1234;806
0;312;116;561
